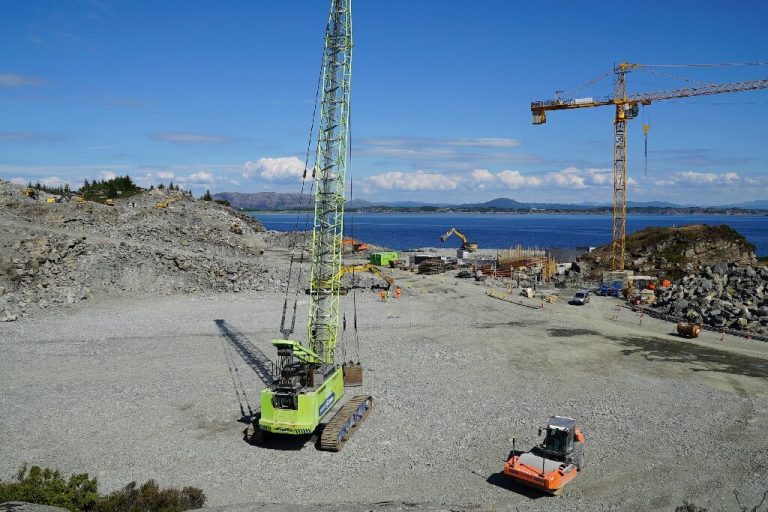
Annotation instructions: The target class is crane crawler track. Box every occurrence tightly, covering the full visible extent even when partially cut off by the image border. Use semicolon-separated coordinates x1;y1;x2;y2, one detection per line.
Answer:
319;394;372;451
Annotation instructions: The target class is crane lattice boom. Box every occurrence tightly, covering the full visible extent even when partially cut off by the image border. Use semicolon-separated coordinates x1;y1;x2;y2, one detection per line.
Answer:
308;0;353;364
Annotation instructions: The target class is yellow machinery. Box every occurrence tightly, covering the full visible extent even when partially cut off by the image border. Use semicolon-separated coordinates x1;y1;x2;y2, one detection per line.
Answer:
440;227;478;252
20;188;37;199
531;62;768;270
339;264;395;290
46;197;57;204
155;195;183;209
105;199;115;206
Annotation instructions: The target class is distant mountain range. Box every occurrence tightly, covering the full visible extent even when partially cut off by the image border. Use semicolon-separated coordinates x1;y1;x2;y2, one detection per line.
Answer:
213;192;768;212
213;191;376;210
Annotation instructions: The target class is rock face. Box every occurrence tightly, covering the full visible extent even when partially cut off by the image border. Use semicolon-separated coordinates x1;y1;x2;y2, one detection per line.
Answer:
581;224;756;278
653;262;768;335
0;180;286;321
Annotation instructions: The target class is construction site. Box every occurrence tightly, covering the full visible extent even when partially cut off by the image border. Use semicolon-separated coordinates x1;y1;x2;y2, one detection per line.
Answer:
2;1;768;511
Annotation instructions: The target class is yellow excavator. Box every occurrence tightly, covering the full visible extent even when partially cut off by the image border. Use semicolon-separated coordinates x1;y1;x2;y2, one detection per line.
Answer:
20;188;37;199
440;228;478;252
155;195;183;209
339;264;395;290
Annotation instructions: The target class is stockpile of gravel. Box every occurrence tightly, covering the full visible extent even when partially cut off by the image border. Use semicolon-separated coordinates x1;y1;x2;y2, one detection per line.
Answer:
653;262;768;335
0;182;303;322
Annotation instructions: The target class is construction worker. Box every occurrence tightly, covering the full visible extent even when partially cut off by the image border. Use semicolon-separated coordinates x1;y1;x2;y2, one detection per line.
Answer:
395;287;401;300
379;289;386;302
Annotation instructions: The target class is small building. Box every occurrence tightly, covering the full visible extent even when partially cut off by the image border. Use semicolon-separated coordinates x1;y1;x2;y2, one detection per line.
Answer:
370;251;399;267
602;270;634;288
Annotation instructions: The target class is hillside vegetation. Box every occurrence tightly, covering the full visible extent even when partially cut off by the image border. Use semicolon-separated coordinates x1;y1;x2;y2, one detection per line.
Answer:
581;224;756;278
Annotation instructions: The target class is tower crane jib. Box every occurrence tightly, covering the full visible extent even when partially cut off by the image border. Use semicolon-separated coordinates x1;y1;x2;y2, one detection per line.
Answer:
531;62;768;271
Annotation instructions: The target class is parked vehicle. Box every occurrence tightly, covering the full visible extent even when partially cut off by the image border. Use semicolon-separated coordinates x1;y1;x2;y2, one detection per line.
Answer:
570;289;590;305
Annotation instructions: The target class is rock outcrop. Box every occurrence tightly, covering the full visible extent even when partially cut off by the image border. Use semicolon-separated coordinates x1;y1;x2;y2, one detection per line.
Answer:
581;224;756;278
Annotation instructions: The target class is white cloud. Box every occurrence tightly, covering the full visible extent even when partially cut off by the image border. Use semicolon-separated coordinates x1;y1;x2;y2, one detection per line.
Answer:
0;73;42;87
151;132;232;144
470;169;494;182
663;171;742;187
188;171;214;184
585;168;612;186
362;166;617;194
497;170;543;189
99;171;116;181
362;171;461;193
10;177;26;185
243;157;305;181
156;171;175;180
548;166;586;189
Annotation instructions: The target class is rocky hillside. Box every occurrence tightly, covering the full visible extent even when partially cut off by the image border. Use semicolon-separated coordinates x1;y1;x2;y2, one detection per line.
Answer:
0;180;285;322
580;224;756;278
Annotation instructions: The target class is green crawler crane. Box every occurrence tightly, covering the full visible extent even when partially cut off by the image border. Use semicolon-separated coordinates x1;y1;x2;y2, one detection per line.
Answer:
256;0;371;451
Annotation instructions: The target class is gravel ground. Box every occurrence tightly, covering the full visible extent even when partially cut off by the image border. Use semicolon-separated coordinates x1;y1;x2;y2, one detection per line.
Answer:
2;270;768;511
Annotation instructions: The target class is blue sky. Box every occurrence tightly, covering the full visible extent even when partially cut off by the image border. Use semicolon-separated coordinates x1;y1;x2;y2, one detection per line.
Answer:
1;0;767;205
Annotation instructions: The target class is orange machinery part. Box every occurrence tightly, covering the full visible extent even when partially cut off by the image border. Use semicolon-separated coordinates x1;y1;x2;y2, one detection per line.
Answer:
503;457;579;495
342;238;370;251
503;427;584;495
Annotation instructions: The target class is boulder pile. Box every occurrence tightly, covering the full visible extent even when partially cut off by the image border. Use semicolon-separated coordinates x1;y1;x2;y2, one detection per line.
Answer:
653;262;768;335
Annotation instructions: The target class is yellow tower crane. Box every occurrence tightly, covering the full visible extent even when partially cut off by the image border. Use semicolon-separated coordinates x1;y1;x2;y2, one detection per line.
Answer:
531;62;768;271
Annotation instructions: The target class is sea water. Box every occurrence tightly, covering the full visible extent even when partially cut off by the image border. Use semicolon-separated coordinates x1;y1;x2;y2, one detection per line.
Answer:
252;212;768;257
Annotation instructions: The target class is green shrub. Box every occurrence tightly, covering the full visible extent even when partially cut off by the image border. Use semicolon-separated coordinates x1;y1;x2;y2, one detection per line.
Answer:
92;480;205;512
0;465;205;512
0;464;99;512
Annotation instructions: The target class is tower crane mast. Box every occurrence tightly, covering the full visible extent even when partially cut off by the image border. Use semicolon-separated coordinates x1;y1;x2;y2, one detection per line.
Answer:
531;62;768;270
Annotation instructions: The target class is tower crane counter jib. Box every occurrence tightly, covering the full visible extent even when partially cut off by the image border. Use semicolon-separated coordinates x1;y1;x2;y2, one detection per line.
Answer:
256;0;371;451
531;62;768;271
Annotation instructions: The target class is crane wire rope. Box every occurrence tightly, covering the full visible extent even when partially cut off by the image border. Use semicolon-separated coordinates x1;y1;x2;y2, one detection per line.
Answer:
639;62;768;68
279;23;328;340
560;70;613;98
348;104;361;363
640;67;711;86
642;105;649;176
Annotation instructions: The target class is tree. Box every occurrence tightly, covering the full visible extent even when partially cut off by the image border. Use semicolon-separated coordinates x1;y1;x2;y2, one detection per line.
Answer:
158;183;165;190
202;190;212;201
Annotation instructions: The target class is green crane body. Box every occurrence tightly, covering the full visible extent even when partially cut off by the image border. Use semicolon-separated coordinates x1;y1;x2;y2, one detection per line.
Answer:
258;0;353;436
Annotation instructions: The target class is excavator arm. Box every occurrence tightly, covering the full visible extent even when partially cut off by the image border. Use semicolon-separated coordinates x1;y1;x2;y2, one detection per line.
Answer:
339;264;395;290
440;228;468;244
440;228;478;252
